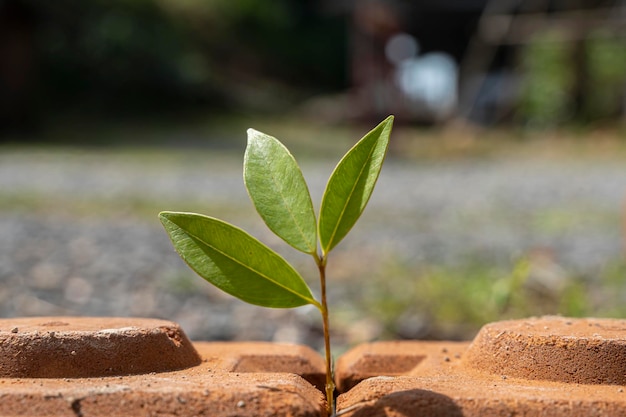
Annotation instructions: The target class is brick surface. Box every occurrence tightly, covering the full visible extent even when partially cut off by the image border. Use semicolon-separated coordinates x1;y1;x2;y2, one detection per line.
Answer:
0;317;327;417
0;317;201;378
0;367;325;417
336;317;626;417
194;341;326;392
464;316;626;385
335;340;464;393
4;315;626;416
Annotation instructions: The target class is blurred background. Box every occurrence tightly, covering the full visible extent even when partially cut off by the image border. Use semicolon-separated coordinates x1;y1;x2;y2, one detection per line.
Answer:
1;0;626;353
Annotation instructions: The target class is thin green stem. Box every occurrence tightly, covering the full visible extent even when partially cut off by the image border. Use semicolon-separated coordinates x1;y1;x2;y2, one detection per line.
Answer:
315;252;335;415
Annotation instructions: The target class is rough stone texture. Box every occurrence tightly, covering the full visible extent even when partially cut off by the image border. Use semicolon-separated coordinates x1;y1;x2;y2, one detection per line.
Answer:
0;369;325;417
336;316;626;417
0;317;327;417
193;341;327;392
0;317;201;378
4;315;626;416
464;315;626;385
337;375;626;417
335;341;455;392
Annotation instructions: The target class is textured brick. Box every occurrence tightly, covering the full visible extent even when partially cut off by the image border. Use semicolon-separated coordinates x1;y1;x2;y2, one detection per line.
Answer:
0;317;327;417
0;317;201;378
5;315;626;416
336;317;626;417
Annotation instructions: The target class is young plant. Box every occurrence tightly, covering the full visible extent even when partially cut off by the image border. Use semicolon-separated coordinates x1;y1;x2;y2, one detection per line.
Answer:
159;116;394;414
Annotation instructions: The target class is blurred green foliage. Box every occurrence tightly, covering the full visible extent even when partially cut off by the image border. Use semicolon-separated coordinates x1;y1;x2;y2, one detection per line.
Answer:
519;30;626;128
518;32;574;128
27;0;346;116
362;256;626;341
585;31;626;122
5;1;624;131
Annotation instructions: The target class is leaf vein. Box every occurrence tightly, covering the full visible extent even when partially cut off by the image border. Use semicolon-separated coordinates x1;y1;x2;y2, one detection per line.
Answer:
184;227;318;306
325;142;378;252
266;165;315;253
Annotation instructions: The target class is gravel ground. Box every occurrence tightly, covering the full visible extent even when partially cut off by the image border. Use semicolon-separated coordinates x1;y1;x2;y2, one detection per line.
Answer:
1;146;625;350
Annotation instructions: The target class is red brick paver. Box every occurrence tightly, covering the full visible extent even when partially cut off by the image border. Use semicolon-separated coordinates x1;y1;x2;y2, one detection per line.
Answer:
336;316;626;416
0;317;327;417
3;316;626;416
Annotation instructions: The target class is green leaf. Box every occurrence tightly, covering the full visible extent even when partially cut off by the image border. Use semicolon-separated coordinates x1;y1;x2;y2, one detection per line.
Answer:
244;129;317;254
159;211;319;309
319;115;394;254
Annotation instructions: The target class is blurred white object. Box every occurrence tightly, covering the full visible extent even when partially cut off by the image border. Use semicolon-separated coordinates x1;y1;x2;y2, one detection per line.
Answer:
396;52;459;120
385;32;420;65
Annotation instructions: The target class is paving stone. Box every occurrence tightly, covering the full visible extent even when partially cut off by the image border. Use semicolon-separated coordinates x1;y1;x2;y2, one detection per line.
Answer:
6;315;626;416
336;316;626;416
0;317;327;417
335;340;463;393
194;341;326;392
0;317;201;378
464;315;626;385
0;370;324;417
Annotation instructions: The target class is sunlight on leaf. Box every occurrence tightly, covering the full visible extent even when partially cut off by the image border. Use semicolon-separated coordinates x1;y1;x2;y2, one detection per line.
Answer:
159;211;320;309
244;129;317;254
319;115;394;254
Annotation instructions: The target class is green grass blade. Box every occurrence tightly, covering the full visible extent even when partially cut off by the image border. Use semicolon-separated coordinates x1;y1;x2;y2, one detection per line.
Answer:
319;116;394;254
244;129;317;254
159;211;319;309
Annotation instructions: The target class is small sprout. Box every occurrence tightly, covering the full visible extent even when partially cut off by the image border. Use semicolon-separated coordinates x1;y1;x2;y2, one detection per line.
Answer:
160;116;394;414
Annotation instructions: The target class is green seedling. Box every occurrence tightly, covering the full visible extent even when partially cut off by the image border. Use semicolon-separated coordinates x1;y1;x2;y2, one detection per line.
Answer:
159;116;394;414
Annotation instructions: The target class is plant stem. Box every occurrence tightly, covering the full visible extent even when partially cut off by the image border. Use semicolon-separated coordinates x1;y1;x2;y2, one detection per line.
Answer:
316;253;335;415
